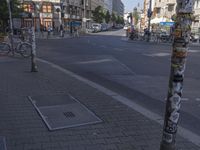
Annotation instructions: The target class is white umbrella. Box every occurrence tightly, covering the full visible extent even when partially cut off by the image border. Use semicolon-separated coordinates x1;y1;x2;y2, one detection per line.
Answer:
151;17;173;24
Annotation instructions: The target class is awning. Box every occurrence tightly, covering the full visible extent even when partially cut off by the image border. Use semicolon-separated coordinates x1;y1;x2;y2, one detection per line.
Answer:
151;17;173;24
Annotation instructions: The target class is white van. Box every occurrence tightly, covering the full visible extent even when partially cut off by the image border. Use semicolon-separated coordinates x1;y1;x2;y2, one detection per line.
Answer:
91;23;102;32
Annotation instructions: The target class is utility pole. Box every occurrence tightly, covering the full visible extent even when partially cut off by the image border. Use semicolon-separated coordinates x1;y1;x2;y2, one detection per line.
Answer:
147;0;152;42
6;0;14;55
82;0;87;33
160;0;195;150
30;7;38;72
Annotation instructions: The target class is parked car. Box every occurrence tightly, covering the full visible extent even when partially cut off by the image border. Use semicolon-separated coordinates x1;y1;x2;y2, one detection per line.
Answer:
190;33;200;43
123;24;130;30
91;23;102;32
160;31;170;42
101;23;108;31
87;27;95;33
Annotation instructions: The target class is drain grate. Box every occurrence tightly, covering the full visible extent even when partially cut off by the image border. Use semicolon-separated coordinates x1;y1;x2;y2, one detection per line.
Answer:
0;137;7;150
63;112;75;118
28;94;102;130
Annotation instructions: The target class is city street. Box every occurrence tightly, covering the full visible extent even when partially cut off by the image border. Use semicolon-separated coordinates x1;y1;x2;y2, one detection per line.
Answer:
37;29;200;137
1;29;200;150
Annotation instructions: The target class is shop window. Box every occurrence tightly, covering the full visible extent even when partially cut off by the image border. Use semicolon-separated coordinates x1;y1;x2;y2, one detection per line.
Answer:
168;4;174;12
42;4;52;13
23;4;32;12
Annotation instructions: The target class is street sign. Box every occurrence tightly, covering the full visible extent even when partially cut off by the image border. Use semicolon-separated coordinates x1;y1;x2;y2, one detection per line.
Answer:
160;22;174;26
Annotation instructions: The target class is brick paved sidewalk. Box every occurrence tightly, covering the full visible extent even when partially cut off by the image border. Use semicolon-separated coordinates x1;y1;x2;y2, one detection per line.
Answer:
0;57;199;150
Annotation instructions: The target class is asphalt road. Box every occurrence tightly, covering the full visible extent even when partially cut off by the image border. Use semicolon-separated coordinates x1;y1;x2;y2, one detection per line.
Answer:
37;29;200;136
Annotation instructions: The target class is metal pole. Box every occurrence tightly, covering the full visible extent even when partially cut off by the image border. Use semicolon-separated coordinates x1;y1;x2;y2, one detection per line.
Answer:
160;0;194;150
6;0;14;55
147;0;152;42
82;0;87;33
31;13;38;72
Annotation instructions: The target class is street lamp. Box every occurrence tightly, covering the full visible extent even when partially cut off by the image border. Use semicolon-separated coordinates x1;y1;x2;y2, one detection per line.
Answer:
82;0;87;33
6;0;14;55
147;0;152;42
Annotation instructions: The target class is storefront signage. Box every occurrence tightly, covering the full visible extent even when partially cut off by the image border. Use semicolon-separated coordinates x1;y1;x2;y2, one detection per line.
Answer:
29;0;60;3
160;22;174;26
40;13;53;18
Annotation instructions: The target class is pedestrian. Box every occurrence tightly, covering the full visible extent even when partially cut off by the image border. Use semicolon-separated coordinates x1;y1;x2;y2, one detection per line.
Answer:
47;25;51;39
60;24;64;37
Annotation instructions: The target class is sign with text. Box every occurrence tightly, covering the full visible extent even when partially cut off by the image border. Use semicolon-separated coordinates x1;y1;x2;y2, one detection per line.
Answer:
25;0;60;3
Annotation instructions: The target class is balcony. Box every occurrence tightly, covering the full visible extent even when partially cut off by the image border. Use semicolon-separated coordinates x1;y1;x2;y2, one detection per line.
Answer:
154;2;163;8
194;8;200;16
166;0;176;5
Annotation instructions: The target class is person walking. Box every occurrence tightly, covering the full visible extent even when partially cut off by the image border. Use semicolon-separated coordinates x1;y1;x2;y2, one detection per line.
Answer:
60;24;64;37
47;25;51;39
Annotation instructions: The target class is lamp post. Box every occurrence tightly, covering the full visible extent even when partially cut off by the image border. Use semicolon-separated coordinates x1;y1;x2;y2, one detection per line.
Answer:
82;0;87;33
6;0;14;55
160;0;195;149
147;0;152;42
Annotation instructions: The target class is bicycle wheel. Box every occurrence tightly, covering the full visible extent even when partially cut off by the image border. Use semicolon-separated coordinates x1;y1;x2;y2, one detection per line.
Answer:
0;42;10;55
18;42;32;58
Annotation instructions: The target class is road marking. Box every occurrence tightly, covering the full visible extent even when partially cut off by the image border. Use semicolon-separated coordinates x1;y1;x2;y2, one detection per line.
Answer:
37;58;200;147
196;98;200;101
189;50;199;53
100;45;107;48
182;98;189;101
73;59;113;64
113;48;124;51
144;53;171;57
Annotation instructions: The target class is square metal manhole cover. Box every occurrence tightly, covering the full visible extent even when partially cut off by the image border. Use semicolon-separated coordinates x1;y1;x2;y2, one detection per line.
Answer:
0;137;7;150
28;94;102;130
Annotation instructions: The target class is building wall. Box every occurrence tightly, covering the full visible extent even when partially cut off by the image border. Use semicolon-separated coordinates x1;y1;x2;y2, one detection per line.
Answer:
91;0;104;11
104;0;112;13
21;0;92;29
112;0;124;17
153;0;176;19
193;0;200;33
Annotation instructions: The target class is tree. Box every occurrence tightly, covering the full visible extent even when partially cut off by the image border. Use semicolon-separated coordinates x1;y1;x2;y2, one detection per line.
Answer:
111;12;116;23
0;0;22;33
92;6;104;23
132;7;139;26
160;0;195;150
105;10;111;24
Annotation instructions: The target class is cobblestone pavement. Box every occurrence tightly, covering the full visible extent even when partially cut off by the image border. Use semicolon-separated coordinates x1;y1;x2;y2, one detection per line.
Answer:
0;56;199;150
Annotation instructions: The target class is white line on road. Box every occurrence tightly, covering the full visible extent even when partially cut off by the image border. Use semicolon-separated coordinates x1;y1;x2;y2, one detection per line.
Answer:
113;48;124;51
37;58;200;147
196;98;200;101
182;98;189;101
74;59;113;64
189;50;200;53
100;45;107;48
144;53;171;57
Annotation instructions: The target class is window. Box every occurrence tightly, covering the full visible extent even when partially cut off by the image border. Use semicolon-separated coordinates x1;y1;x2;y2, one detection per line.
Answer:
42;3;52;13
168;4;174;12
23;4;32;12
157;8;161;14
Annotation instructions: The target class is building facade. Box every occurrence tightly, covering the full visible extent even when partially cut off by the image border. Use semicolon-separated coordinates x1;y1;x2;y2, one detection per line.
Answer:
153;0;176;19
20;0;92;30
103;0;112;13
112;0;124;17
193;0;200;33
91;0;104;11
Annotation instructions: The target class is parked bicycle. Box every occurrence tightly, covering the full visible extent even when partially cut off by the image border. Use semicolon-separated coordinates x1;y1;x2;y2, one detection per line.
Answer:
0;30;32;58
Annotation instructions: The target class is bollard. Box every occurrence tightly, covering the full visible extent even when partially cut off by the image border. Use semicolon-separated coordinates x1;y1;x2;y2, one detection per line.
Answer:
31;26;38;72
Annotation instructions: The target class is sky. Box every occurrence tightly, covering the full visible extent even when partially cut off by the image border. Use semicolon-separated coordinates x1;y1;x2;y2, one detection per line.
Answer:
122;0;143;12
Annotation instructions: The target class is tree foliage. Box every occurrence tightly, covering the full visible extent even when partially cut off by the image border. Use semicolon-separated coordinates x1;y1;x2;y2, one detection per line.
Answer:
105;10;111;23
0;0;22;33
92;6;105;23
111;13;116;22
132;7;139;26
